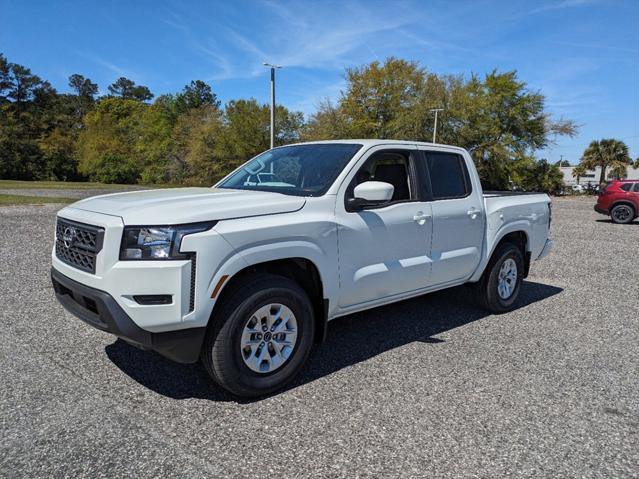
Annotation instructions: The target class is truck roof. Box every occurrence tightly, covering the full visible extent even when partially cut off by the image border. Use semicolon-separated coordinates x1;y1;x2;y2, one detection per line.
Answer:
286;139;467;152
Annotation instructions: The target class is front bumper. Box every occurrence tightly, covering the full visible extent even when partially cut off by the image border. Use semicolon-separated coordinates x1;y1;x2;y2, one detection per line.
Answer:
594;205;609;215
51;267;205;363
536;238;553;260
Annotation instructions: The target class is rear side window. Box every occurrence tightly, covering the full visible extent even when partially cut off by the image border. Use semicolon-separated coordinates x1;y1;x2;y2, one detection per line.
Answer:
425;152;471;199
620;183;633;192
632;183;639;192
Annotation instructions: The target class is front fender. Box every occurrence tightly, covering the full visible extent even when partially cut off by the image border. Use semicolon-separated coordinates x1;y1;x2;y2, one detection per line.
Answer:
209;239;329;291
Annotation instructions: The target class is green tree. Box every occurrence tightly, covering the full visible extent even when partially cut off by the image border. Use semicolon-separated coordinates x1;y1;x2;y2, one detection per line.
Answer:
514;158;565;193
303;99;351;141
339;58;424;138
135;101;176;183
579;139;632;184
108;77;154;102
175;80;220;113
0;53;11;102
68;74;98;99
66;74;99;124
303;58;576;189
171;105;224;183
219;99;303;163
0;55;61;179
92;153;140;184
76;97;147;182
171;99;303;185
38;126;78;180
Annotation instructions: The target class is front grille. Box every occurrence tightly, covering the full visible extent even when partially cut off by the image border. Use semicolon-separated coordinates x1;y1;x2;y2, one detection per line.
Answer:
55;218;104;274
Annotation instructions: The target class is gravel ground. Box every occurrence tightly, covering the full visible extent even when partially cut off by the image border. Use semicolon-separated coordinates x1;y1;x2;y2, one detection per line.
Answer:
0;198;637;478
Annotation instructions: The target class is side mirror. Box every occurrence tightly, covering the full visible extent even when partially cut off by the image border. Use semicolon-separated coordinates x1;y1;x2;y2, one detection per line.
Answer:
348;181;394;210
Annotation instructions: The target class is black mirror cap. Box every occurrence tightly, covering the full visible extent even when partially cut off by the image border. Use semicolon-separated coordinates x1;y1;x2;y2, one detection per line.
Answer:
346;197;364;212
346;196;390;212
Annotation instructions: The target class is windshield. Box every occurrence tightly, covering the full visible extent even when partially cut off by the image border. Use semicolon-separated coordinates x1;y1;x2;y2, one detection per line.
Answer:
218;143;363;196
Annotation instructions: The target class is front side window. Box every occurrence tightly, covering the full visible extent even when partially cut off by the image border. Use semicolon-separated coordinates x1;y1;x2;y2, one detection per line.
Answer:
349;151;415;202
219;143;362;196
620;183;633;192
425;152;471;199
632;183;639;192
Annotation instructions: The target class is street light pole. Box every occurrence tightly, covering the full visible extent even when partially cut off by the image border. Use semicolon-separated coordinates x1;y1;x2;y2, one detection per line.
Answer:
263;63;282;149
430;108;443;143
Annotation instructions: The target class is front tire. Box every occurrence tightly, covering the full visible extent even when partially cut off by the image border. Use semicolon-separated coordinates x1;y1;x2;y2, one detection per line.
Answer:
476;243;524;313
202;274;315;398
610;204;635;224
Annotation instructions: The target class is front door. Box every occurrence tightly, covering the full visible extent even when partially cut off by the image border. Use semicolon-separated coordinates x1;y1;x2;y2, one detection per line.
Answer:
337;147;433;308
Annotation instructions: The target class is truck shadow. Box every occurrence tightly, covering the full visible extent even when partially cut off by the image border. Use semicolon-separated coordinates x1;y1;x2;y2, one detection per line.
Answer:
105;280;563;403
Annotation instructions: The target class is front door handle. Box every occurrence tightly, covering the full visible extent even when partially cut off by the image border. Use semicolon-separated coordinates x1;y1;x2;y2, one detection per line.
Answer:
413;211;431;225
467;208;481;219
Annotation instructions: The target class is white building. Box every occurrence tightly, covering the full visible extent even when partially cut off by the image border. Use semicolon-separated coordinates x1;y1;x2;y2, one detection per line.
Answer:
560;166;639;187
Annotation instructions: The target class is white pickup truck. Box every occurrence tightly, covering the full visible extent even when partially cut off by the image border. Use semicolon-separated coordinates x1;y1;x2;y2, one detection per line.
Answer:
51;140;553;397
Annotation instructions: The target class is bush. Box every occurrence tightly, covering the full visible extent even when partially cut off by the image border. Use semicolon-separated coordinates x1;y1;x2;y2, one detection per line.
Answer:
92;154;140;184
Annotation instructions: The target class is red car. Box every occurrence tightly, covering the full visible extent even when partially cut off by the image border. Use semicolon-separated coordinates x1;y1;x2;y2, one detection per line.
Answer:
595;180;639;224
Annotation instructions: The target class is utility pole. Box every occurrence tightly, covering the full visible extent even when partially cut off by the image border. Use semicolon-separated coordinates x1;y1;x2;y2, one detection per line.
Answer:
430;108;443;143
263;63;282;149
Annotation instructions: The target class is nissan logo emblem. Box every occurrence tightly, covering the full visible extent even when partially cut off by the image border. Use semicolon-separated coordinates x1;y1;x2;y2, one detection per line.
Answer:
62;227;77;249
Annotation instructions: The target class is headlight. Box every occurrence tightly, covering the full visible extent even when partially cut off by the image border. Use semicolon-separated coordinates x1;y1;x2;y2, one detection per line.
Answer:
119;222;215;260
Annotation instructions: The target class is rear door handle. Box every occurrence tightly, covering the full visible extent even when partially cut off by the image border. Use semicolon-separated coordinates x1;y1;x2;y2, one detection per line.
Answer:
467;208;481;219
413;211;431;225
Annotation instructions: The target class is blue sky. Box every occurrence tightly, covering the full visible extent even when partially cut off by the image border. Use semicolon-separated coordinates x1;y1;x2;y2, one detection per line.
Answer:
2;0;638;163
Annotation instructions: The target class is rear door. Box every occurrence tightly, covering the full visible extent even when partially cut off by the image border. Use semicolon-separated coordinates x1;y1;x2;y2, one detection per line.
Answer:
418;148;484;285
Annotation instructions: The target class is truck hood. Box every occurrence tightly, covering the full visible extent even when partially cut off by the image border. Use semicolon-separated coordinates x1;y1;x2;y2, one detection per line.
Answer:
68;187;306;224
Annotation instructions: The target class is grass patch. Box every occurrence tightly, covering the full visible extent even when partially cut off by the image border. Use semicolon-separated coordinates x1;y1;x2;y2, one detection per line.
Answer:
0;179;133;190
0;194;76;205
0;180;178;190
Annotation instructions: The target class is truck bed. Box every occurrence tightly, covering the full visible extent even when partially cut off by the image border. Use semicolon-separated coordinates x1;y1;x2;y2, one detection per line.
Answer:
481;191;551;267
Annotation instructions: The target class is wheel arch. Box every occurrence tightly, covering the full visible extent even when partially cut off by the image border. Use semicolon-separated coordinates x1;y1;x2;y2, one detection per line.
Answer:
208;257;329;344
470;225;531;282
495;231;531;277
610;200;637;216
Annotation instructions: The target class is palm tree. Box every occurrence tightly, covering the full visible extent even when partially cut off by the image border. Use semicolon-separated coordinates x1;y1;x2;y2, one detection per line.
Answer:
580;139;632;185
572;164;586;183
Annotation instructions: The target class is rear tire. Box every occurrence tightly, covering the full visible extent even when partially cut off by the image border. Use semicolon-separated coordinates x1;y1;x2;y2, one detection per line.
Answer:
201;274;315;398
476;243;524;313
610;204;635;224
